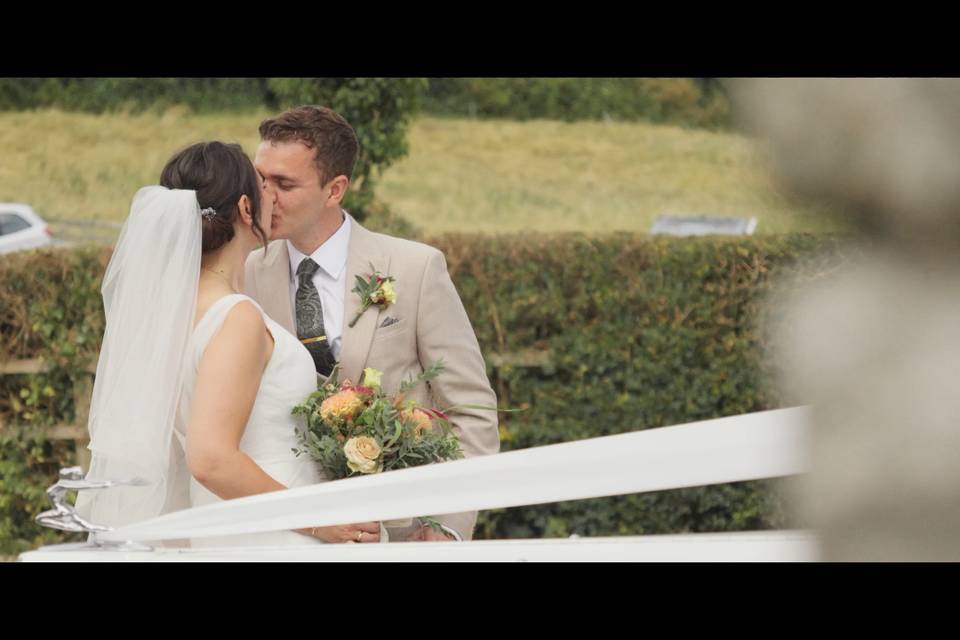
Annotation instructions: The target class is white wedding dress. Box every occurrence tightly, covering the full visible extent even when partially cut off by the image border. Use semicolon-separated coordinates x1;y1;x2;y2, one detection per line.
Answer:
175;293;327;547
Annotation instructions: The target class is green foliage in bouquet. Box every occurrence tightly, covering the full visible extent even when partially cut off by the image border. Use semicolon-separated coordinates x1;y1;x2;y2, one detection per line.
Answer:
291;360;464;481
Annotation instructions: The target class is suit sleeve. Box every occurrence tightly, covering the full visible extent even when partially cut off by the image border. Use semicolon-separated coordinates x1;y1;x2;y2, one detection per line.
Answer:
416;249;501;540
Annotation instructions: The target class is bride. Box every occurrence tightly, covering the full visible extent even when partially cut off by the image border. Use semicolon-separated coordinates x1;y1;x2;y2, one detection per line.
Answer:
73;141;380;545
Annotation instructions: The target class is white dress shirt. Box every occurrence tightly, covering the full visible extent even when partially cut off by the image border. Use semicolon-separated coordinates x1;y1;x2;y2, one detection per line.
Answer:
286;213;351;360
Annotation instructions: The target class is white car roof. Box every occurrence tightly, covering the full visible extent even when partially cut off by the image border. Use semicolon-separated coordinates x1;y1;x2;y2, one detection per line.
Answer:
0;203;44;223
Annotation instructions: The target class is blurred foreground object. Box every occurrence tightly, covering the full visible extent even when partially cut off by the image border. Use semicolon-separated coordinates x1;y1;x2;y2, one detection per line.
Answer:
734;78;960;560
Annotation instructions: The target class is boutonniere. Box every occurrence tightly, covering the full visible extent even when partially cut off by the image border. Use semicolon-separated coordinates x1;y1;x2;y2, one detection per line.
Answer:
348;267;397;328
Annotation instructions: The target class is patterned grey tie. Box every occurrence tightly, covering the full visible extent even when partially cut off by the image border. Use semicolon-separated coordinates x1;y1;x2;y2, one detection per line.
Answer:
295;258;336;376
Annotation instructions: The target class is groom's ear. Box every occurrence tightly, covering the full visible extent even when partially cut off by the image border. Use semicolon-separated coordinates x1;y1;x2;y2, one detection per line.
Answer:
326;175;350;206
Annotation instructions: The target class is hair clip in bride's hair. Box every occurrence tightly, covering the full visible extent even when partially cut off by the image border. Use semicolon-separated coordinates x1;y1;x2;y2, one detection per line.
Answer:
199;207;217;221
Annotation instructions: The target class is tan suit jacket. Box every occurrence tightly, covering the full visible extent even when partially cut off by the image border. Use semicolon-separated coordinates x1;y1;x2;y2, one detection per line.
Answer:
244;213;500;539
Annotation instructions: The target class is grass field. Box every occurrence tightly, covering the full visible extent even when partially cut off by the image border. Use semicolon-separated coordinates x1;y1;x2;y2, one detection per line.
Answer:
0;109;843;238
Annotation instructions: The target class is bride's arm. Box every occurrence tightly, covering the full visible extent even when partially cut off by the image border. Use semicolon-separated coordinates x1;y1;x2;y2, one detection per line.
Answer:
185;301;379;543
186;301;282;499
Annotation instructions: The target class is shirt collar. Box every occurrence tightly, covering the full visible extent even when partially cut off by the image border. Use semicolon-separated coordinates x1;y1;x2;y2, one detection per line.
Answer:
286;211;351;281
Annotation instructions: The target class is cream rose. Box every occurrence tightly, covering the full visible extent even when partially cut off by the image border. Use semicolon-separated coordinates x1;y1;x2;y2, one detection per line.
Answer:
344;436;383;474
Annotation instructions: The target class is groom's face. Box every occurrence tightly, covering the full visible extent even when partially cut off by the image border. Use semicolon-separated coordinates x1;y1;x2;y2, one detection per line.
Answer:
254;140;330;241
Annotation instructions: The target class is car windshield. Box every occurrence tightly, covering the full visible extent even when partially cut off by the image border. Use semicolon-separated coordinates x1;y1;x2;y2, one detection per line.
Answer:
0;212;32;236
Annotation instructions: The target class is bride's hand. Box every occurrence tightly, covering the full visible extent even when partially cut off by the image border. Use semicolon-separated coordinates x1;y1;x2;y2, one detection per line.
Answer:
299;522;381;543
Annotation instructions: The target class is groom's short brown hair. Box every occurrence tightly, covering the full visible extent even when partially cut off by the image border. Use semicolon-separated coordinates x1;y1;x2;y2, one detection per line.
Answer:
258;105;360;187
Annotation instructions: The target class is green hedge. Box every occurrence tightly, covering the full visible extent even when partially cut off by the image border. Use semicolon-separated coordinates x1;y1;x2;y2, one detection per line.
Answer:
1;246;109;553
433;233;849;538
0;78;730;129
423;78;731;128
0;78;273;113
0;234;846;553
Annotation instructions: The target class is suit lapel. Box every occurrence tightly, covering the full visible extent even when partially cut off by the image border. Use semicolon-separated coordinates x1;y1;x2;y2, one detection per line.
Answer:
338;214;390;385
256;240;296;336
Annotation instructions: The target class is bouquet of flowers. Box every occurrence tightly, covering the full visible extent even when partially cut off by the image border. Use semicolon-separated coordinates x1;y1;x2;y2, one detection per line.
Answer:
292;360;464;539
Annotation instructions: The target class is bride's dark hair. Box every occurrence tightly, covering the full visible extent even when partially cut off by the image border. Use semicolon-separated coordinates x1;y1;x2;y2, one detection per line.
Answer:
159;141;267;254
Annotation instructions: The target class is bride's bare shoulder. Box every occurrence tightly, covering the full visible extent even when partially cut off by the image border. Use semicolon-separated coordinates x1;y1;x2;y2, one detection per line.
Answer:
203;298;273;367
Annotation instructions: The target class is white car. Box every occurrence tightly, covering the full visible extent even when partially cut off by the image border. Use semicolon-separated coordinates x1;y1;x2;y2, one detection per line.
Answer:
0;203;53;255
18;408;819;561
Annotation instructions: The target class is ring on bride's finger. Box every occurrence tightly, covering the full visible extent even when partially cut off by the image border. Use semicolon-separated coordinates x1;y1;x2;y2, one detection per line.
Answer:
356;531;363;542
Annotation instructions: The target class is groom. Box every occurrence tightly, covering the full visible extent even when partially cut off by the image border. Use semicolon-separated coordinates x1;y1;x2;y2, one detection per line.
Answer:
244;105;501;541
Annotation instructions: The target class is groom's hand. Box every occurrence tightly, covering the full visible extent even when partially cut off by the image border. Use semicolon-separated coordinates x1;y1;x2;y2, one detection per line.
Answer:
307;521;381;544
410;526;457;542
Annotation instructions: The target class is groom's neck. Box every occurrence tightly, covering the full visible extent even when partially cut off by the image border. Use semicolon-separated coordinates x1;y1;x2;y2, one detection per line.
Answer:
289;208;346;257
